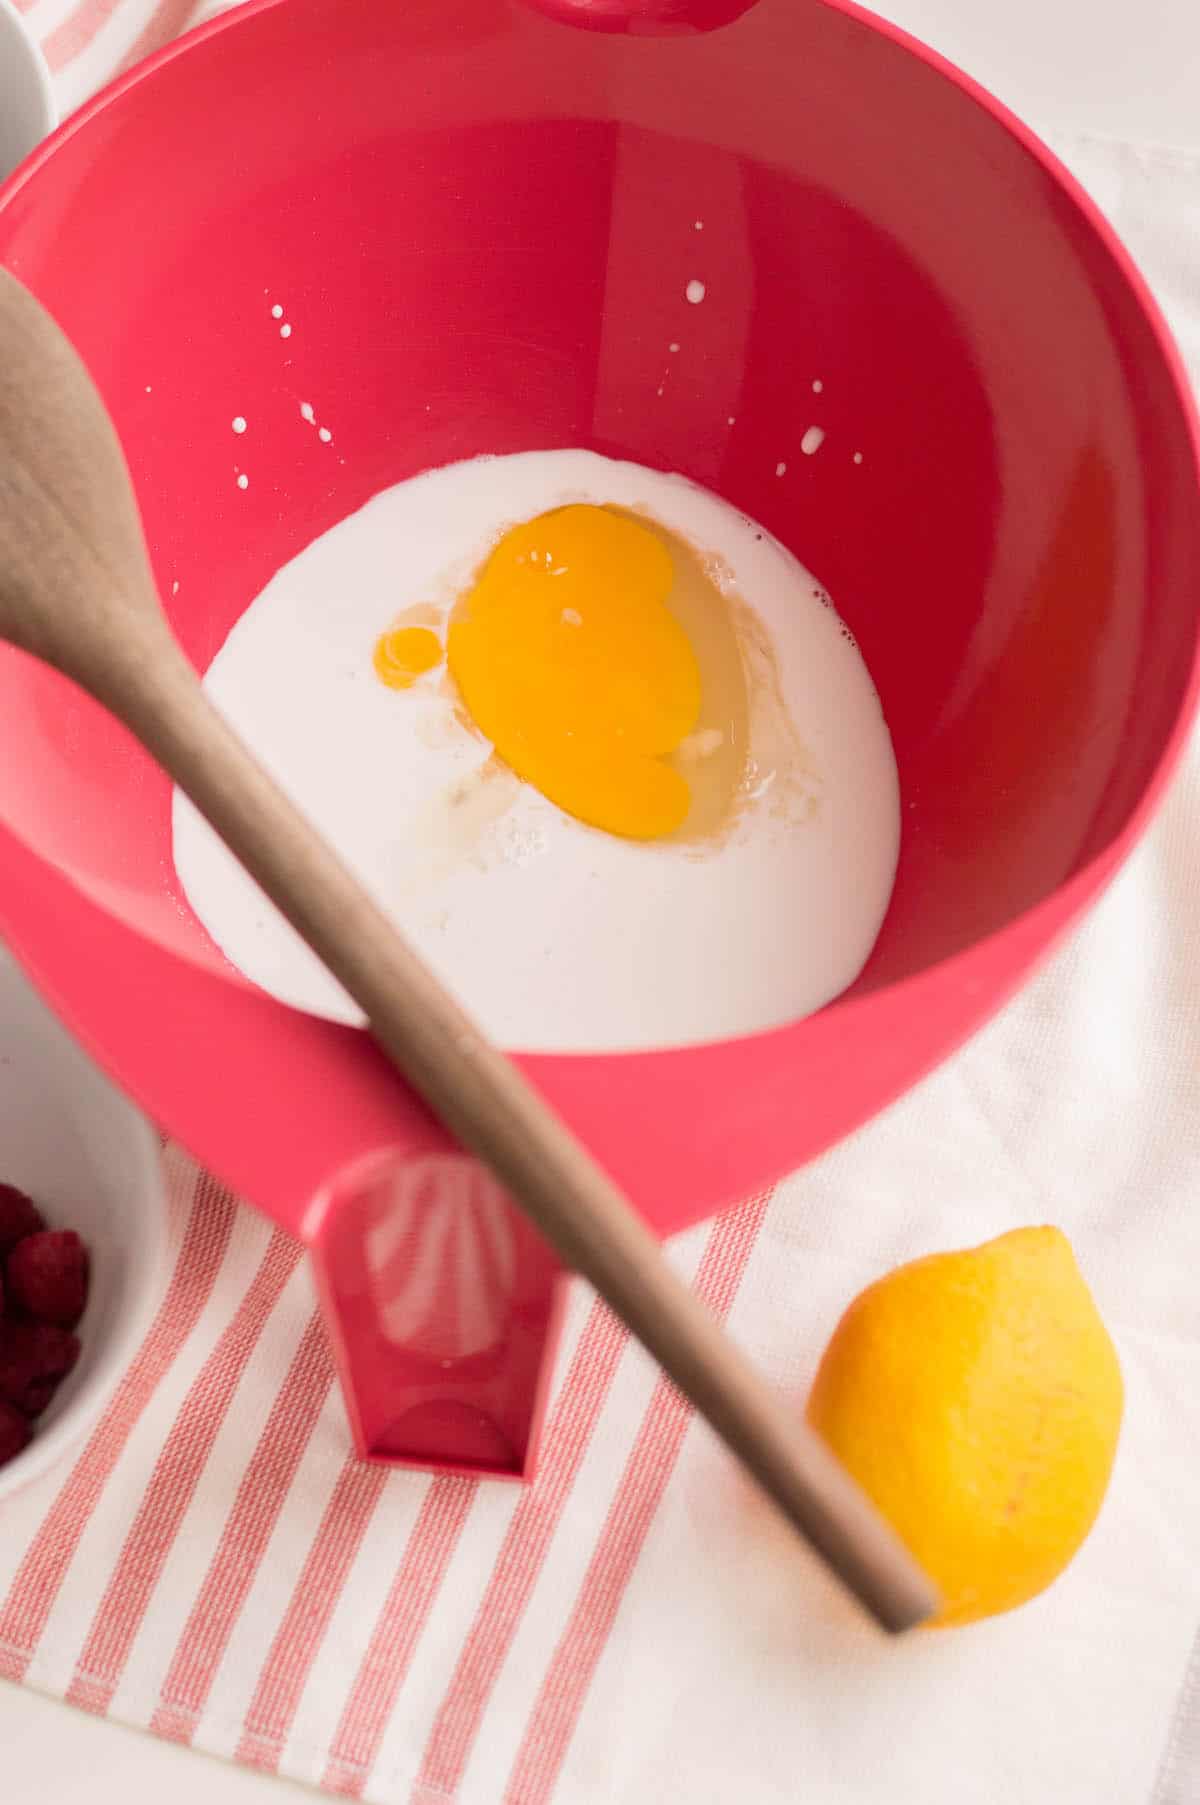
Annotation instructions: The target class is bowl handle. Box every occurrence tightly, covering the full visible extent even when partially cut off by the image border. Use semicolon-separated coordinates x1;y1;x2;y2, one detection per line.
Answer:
307;1148;565;1480
519;0;760;33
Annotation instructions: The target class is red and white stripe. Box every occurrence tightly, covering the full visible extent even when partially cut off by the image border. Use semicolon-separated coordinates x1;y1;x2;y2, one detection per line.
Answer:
0;1158;237;1684
0;1127;775;1804
149;1309;336;1744
65;1228;304;1718
501;1197;766;1805
235;1453;391;1773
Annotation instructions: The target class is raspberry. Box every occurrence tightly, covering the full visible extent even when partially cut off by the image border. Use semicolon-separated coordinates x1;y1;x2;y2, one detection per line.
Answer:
0;1319;80;1416
5;1230;89;1327
0;1400;31;1467
0;1184;45;1258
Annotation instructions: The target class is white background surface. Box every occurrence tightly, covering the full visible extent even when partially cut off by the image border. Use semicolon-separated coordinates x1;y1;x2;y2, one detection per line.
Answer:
2;0;1198;1798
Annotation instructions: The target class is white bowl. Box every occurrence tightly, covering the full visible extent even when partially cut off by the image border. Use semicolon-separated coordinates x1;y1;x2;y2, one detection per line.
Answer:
0;952;167;1499
0;0;55;185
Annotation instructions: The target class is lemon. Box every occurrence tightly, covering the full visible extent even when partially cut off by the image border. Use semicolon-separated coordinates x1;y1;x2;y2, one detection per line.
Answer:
807;1227;1123;1627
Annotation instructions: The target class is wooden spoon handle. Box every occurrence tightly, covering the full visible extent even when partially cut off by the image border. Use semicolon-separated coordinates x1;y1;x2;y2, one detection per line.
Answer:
0;265;932;1624
99;624;937;1632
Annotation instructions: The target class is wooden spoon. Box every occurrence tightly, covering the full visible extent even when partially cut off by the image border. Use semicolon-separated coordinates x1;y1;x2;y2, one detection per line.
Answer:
0;267;936;1631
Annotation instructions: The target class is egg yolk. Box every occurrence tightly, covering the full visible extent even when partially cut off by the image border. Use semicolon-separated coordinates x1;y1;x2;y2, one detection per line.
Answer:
373;625;443;689
447;506;702;839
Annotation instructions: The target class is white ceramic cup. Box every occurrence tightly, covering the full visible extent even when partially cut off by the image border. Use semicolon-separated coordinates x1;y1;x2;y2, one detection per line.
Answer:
0;953;168;1500
0;0;55;186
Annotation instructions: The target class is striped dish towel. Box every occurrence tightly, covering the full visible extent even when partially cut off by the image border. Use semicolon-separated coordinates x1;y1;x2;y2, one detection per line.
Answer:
18;0;229;116
4;13;1200;1798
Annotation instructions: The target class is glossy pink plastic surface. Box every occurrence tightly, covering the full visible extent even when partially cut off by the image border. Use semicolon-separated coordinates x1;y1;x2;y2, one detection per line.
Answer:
0;0;1197;1475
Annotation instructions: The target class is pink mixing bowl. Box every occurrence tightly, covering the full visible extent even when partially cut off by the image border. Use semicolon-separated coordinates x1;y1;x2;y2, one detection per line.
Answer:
0;0;1197;1474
